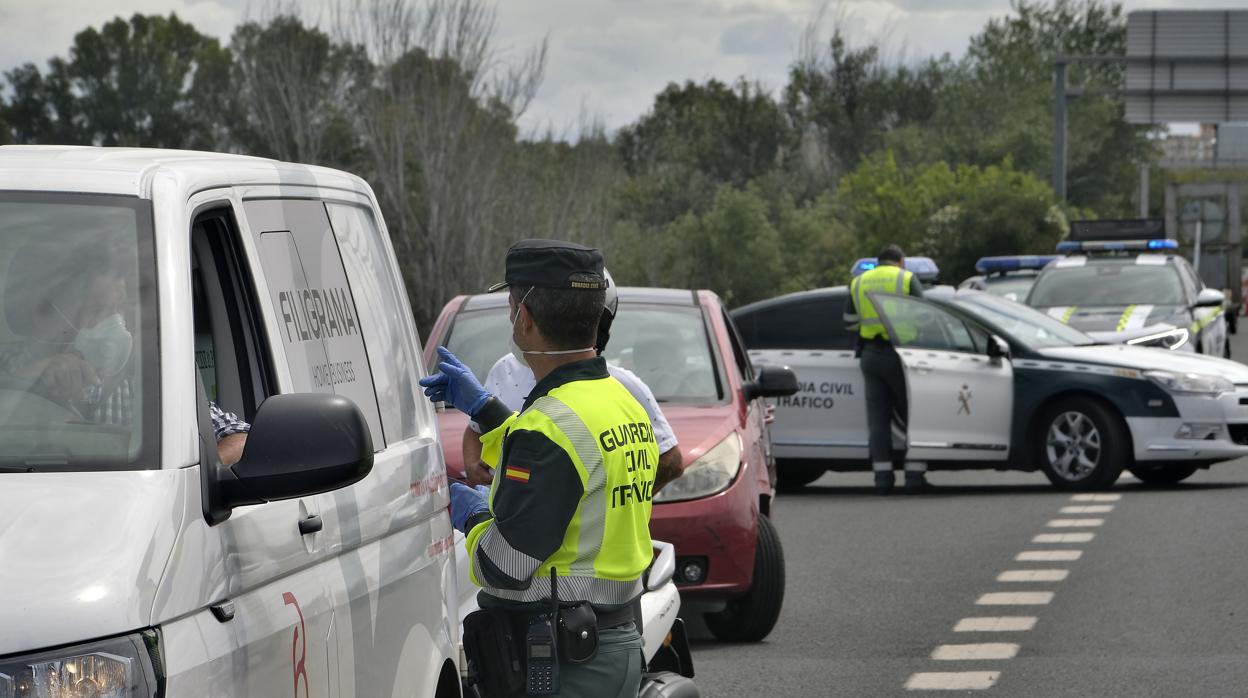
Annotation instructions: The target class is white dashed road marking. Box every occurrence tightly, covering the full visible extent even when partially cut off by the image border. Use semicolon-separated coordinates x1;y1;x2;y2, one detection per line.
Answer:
1033;532;1095;543
954;617;1038;632
977;591;1055;606
1071;493;1121;502
1046;518;1104;528
997;569;1070;582
932;643;1021;661
1060;504;1114;514
905;672;1001;690
1016;550;1083;562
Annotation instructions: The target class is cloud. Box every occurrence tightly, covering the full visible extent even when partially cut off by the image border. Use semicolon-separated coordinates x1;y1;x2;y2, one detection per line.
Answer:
720;15;801;56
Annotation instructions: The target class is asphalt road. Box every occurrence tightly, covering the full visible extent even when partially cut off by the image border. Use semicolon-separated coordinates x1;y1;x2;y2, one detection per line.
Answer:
685;327;1248;697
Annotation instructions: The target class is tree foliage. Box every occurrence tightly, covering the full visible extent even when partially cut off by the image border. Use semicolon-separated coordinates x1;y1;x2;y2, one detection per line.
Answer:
0;0;1152;321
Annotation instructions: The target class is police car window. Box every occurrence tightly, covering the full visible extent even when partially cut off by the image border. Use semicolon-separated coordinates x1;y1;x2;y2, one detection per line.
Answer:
1029;264;1186;307
873;294;978;353
733;295;852;351
243;199;385;449
953;293;1093;349
603;304;723;404
0;192;158;471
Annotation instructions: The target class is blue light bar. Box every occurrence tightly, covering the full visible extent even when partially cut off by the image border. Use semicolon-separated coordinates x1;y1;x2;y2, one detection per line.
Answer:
851;256;940;280
975;255;1059;274
1056;238;1178;254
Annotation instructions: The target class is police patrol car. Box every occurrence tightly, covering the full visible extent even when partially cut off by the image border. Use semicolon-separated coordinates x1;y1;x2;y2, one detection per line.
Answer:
959;255;1058;302
1025;222;1230;356
733;285;1248;491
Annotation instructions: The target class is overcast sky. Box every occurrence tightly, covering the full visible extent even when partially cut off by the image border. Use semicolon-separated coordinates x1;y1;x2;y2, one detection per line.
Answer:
0;0;1242;135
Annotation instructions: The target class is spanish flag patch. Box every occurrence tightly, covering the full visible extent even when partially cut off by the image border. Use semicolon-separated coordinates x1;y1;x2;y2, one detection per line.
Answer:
504;466;531;483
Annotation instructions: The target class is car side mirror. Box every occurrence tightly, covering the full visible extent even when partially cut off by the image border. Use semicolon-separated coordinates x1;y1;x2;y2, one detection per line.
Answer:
1195;288;1225;308
206;393;374;522
744;365;800;401
987;335;1011;362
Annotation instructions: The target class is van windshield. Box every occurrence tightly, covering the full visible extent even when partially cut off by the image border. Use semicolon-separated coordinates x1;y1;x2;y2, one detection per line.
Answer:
0;193;158;471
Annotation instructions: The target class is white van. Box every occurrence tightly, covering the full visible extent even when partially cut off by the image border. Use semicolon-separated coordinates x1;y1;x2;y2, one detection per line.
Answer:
0;146;461;696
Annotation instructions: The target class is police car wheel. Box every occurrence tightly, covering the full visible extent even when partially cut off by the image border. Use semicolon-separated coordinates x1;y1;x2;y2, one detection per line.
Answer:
1128;463;1199;486
776;462;826;490
703;515;785;642
1035;398;1126;491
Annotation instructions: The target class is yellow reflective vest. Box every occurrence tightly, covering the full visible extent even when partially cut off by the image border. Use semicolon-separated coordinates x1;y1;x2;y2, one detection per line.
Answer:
469;358;657;608
851;264;915;342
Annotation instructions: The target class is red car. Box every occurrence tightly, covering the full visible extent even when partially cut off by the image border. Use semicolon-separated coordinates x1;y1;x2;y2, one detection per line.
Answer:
424;287;798;641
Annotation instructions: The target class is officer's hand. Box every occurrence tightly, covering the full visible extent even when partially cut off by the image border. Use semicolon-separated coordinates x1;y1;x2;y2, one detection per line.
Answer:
419;346;492;417
449;481;490;533
466;458;494;487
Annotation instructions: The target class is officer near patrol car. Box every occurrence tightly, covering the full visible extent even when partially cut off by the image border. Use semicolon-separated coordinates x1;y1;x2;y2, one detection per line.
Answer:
420;239;657;697
843;244;931;494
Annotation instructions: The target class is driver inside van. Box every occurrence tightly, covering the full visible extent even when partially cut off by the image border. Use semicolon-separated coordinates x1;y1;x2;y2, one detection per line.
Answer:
0;239;250;465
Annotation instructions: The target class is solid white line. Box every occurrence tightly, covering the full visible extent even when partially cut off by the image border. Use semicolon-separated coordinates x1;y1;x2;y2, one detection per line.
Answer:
1033;532;1095;543
1071;493;1122;502
998;569;1069;582
906;672;1001;690
1016;550;1083;561
932;643;1021;661
954;616;1038;632
977;591;1055;605
1060;504;1114;514
1046;518;1104;528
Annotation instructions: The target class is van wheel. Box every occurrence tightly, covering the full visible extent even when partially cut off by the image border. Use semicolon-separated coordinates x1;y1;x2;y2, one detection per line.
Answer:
1129;463;1198;486
704;515;785;642
1035;398;1127;491
777;463;825;490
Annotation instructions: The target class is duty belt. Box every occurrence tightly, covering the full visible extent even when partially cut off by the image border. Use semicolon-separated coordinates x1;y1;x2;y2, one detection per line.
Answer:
593;605;635;629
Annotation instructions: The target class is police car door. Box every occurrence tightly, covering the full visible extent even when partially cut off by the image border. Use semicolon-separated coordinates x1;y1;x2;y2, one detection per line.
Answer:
873;294;1013;461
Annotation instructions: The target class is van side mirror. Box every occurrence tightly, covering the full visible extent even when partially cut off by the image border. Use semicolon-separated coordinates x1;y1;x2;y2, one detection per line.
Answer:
744;365;800;401
205;393;373;523
1195;288;1225;308
987;335;1011;362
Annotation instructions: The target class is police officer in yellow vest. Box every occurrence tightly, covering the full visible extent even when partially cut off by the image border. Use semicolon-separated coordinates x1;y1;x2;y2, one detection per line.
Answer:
420;239;657;696
844;244;931;494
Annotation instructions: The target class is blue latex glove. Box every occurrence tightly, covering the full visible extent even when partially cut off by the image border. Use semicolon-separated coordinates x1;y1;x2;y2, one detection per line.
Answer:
419;346;492;416
449;481;489;533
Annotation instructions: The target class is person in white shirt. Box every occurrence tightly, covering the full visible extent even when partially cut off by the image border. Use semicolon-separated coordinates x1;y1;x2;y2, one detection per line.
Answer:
462;272;685;490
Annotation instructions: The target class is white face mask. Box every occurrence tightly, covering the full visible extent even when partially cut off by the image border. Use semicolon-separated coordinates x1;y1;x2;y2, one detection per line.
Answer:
73;313;133;377
509;289;593;367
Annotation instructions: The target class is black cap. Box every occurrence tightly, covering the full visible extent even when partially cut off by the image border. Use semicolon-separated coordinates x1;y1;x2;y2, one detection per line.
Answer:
488;239;607;292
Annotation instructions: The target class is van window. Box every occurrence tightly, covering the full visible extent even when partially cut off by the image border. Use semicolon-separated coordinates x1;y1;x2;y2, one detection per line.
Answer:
734;294;853;350
192;208;274;423
325;203;425;442
0;192;158;470
243;199;385;448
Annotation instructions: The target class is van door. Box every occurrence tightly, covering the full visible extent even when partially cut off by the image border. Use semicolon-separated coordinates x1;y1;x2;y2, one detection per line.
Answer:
872;294;1013;461
242;198;454;698
173;204;337;697
741;291;867;462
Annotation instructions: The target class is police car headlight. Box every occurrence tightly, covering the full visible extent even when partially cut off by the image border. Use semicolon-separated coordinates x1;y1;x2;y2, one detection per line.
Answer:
1145;369;1233;396
654;432;742;503
0;631;161;697
1126;327;1189;350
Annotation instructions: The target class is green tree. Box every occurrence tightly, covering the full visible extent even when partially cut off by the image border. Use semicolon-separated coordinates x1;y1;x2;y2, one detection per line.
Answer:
230;16;369;165
3;13;232;148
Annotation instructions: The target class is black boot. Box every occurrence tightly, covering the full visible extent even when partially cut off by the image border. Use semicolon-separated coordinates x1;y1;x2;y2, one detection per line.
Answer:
904;471;932;494
874;471;895;495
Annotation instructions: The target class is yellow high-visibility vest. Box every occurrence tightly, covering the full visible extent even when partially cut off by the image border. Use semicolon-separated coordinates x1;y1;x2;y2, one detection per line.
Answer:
470;374;658;607
851;264;915;342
